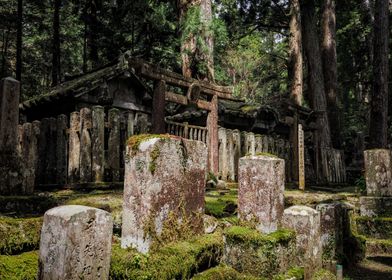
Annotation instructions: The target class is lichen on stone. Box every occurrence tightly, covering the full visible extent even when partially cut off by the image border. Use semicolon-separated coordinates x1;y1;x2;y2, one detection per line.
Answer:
126;134;173;152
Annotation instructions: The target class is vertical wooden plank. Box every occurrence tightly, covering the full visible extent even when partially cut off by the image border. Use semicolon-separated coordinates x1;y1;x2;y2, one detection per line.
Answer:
207;95;218;174
68;112;80;183
152;80;166;134
92;106;105;183
56;115;68;185
108;108;120;182
127;111;135;137
79;108;92;183
298;124;305;190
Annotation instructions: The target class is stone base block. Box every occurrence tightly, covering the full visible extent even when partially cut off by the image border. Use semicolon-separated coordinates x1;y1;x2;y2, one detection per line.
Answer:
222;226;296;278
365;238;392;257
38;205;113;280
282;205;322;280
122;135;207;253
364;149;392;196
359;196;392;217
356;216;392;239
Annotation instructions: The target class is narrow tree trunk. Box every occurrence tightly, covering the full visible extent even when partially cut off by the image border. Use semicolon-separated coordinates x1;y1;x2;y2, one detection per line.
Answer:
16;0;23;81
52;0;61;86
302;0;332;149
289;0;303;105
200;0;214;81
369;0;389;148
321;0;341;148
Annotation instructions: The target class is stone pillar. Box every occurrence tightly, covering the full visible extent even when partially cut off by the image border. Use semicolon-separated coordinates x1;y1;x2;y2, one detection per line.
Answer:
37;118;49;185
0;78;24;195
32;121;40;186
298;124;305;190
226;129;235;181
56;115;68;185
46;117;57;184
218;127;228;180
92;106;105;183
21;123;35;194
127;111;135;137
364;149;392;196
282;205;322;279
238;154;285;233
152;80;166;134
68;112;80;183
79;108;92;183
246;132;255;155
122;136;207;253
262;134;269;152
316;202;343;267
207;95;219;174
232;129;241;180
38;205;113;280
255;134;262;153
108;108;120;182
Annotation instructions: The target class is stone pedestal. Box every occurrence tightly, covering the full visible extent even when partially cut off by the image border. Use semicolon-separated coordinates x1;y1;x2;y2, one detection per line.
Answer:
359;196;392;217
364;149;392;196
282;205;322;279
38;205;113;280
316;202;343;264
238;155;285;234
121;135;207;253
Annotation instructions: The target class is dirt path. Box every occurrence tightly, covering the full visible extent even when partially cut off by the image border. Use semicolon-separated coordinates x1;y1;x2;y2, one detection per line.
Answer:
345;257;392;280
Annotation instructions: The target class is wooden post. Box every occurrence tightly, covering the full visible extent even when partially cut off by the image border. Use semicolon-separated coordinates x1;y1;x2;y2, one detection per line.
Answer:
152;80;166;134
298;124;305;190
207;95;219;174
291;112;299;182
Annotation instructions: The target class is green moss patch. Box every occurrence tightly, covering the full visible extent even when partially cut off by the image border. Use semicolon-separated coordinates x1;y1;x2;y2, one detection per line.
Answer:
205;189;238;218
355;216;392;239
311;269;336;280
192;265;265;280
0;217;42;255
110;232;223;279
127;134;172;151
0;251;38;280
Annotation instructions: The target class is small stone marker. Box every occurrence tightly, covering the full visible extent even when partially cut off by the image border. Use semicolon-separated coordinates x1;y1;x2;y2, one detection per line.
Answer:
282;205;322;279
238;154;285;234
298;124;305;190
364;149;392;196
38;205;113;280
122;135;207;253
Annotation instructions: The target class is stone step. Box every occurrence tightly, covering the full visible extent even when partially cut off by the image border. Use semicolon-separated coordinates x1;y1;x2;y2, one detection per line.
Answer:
356;216;392;239
365;238;392;257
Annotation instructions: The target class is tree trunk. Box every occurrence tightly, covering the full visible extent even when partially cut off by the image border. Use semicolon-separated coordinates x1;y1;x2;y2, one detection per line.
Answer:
52;0;61;86
302;0;332;148
288;0;303;106
200;0;214;81
368;0;389;148
16;0;23;82
321;0;341;148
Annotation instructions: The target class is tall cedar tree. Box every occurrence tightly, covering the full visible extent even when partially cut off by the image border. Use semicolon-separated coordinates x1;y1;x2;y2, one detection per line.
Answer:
16;0;22;81
52;0;61;86
321;0;341;148
369;0;389;148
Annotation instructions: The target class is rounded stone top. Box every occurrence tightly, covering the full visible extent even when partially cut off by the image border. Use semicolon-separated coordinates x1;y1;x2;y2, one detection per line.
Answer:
284;205;319;216
45;205;110;220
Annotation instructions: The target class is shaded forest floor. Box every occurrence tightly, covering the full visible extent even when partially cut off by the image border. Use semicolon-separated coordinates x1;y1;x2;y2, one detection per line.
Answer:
345;257;392;280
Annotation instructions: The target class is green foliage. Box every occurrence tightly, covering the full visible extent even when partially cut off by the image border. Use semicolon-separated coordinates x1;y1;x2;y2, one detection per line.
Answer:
354;176;366;194
110;232;223;280
0;217;42;255
205;189;238;218
0;251;38;280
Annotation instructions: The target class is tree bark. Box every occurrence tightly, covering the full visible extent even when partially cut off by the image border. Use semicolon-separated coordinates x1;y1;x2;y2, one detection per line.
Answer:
321;0;341;148
302;0;332;149
288;0;303;106
200;0;214;81
52;0;61;86
16;0;23;82
368;0;389;148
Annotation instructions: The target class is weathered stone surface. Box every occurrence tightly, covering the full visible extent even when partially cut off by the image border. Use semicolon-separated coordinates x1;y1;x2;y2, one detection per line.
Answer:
207;95;219;174
79;108;92;183
37;118;49;185
38;205;113;280
46;117;57;184
56;115;68;185
226;129;235;181
316;202;343;263
21;123;37;193
238;155;285;234
222;226;296;278
122;136;207;253
218;127;228;180
282;205;322;279
68;112;80;183
0;78;24;195
360;196;392;217
92;106;105;182
364;149;392;196
232;129;241;181
108;108;120;182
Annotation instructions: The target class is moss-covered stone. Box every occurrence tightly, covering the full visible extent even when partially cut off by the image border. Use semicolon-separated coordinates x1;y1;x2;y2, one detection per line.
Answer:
110;232;223;279
205;189;238;218
311;269;336;280
126;134;172;151
0;217;42;255
192;265;265;280
355;216;392;239
223;226;297;278
0;251;38;280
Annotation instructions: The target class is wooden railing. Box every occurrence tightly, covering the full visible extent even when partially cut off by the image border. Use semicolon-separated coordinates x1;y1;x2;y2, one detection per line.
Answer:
165;120;208;144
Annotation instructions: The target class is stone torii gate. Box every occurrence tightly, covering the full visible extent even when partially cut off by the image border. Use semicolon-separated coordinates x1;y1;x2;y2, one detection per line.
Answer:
128;58;235;174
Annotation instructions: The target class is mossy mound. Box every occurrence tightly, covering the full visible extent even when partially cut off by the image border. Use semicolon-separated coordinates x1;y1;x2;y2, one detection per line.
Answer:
0;217;42;255
205;189;238;218
110;232;223;279
0;195;58;216
355;216;392;239
0;251;38;280
223;226;296;278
